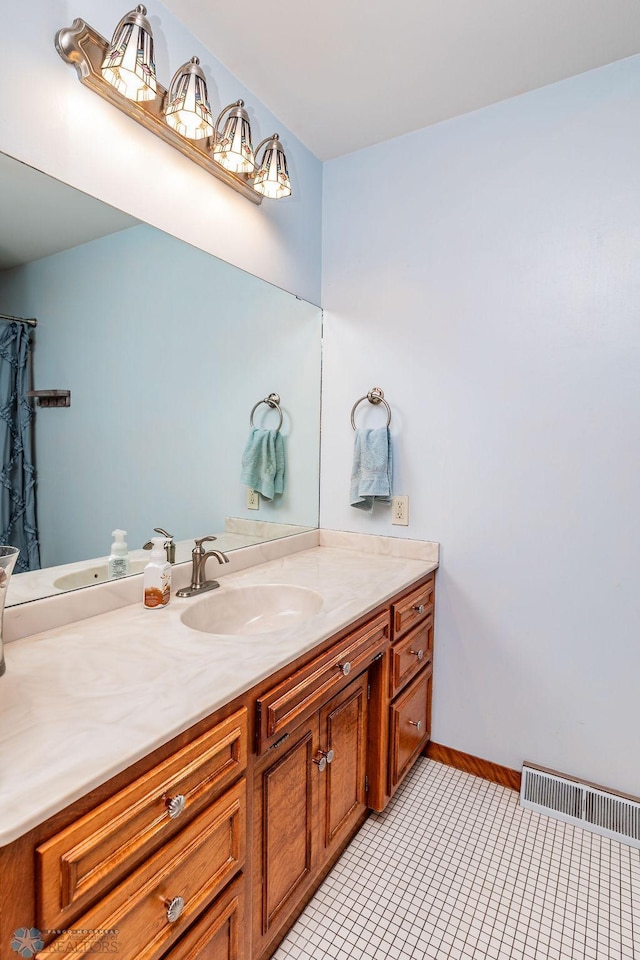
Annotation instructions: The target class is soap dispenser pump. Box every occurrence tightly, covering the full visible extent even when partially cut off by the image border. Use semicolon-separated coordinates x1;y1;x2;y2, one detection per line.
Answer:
108;529;130;579
143;537;171;608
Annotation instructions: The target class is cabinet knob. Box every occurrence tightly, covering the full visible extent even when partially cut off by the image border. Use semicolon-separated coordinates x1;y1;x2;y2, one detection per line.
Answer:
313;755;328;772
413;604;425;614
165;896;185;923
410;649;424;661
320;749;335;764
338;661;351;677
166;794;186;819
408;719;423;732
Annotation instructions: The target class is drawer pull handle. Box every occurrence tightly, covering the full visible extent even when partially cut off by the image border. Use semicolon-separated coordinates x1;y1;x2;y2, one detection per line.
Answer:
320;749;335;764
410;649;425;661
165;896;185;923
166;794;186;819
408;719;423;732
313;755;328;772
413;604;425;614
338;661;351;677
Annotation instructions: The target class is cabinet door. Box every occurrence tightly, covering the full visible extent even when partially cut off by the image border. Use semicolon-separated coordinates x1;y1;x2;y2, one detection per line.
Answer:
252;719;320;957
319;671;369;856
165;876;244;960
389;665;432;790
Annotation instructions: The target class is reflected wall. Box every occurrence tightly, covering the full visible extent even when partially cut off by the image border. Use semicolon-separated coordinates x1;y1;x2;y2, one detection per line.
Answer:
0;223;321;569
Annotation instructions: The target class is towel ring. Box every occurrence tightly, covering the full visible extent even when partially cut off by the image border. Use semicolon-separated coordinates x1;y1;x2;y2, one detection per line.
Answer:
350;387;392;430
250;392;283;432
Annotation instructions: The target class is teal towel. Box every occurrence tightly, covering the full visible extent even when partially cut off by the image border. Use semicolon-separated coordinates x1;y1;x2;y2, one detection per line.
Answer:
350;427;393;511
241;428;285;500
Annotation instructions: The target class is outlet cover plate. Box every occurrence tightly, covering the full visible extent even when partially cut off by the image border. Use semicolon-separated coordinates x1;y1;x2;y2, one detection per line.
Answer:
392;495;409;526
246;488;260;510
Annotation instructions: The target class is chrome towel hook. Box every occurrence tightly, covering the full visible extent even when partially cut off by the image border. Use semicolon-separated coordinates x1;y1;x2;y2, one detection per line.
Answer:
249;392;283;432
350;387;392;430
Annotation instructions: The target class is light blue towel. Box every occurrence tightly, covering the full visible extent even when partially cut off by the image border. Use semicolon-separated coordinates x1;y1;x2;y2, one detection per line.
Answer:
241;428;285;500
350;427;393;511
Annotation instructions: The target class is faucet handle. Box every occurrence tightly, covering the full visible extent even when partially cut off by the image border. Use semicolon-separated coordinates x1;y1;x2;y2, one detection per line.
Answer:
154;527;174;541
155;528;175;563
194;535;217;550
144;528;176;563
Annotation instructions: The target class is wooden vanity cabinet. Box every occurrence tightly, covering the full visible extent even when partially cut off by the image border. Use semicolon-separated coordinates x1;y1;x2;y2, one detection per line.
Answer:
0;571;435;960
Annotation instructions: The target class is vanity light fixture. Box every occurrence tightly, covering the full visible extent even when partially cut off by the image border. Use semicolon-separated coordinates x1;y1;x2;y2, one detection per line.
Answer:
55;10;293;203
164;57;214;140
101;5;156;102
212;101;255;174
253;135;292;199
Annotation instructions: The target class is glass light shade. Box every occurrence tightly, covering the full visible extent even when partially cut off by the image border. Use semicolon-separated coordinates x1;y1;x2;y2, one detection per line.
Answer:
164;57;214;140
212;101;255;174
253;135;292;199
101;5;157;103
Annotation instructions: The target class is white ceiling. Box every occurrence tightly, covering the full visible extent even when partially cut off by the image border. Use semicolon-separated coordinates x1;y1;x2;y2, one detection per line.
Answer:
164;0;640;160
0;155;138;270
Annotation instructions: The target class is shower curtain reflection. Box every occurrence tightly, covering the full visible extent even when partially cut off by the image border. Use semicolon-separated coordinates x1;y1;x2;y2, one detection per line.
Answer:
0;321;40;571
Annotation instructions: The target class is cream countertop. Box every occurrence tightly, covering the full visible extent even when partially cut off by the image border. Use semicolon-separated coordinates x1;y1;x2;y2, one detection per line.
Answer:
0;531;438;846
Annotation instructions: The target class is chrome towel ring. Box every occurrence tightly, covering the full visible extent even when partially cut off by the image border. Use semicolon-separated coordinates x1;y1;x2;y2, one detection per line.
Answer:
249;392;283;432
350;387;392;430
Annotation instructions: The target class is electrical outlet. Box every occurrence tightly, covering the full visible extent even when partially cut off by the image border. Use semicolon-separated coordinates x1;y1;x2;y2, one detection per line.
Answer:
392;495;409;526
246;488;260;510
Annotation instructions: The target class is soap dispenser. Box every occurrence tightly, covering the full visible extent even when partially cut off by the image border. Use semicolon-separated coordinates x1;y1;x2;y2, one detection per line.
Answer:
108;529;130;579
143;537;171;608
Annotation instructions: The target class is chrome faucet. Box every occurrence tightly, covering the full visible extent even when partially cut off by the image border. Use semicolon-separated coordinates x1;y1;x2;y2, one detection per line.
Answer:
176;536;229;597
143;527;176;564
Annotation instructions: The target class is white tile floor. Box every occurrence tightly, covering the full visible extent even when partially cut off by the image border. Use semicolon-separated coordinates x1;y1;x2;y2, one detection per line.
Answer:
273;759;640;960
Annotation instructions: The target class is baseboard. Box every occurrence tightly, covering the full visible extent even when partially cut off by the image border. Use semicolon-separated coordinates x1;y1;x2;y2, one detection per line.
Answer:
425;741;521;792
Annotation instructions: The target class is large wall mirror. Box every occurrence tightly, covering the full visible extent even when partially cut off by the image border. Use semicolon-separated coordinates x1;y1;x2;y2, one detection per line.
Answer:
0;153;322;606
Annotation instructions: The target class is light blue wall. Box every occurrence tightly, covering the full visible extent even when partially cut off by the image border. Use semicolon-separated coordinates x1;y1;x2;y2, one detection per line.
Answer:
321;56;640;795
0;225;321;567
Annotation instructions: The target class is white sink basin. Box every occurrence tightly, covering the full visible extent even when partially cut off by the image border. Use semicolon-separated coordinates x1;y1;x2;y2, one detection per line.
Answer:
53;559;148;590
180;584;324;636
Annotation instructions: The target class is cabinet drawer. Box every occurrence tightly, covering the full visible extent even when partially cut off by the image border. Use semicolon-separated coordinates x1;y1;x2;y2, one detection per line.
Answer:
390;615;433;697
164;875;245;960
391;576;435;641
36;778;246;960
256;610;390;753
389;667;432;789
37;708;248;930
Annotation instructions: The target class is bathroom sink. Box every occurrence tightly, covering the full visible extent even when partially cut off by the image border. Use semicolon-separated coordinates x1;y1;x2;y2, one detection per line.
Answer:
53;559;148;590
180;584;324;636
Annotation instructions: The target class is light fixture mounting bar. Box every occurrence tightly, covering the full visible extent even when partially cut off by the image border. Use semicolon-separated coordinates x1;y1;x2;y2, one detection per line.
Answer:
55;19;262;205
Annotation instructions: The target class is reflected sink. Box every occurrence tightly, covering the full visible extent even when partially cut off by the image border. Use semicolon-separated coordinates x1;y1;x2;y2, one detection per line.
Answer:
180;584;324;636
53;559;148;590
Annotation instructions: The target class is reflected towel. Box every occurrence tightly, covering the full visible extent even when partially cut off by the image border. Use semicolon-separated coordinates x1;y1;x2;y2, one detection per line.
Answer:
350;427;393;511
240;428;285;500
